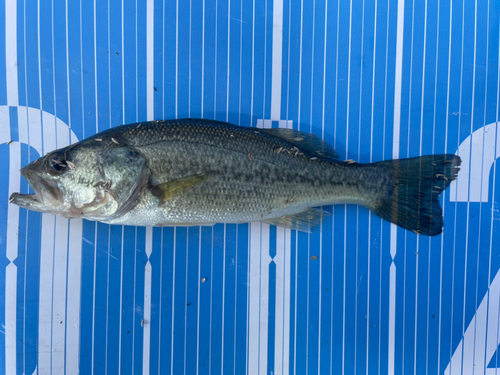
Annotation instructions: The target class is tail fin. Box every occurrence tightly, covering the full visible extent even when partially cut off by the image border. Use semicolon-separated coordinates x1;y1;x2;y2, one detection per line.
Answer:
372;154;461;236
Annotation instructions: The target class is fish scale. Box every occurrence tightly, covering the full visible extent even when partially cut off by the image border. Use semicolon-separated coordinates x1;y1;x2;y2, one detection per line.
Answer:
9;119;461;235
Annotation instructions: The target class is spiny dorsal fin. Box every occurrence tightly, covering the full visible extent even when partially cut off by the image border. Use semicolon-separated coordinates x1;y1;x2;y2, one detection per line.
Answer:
262;207;332;233
150;173;212;204
260;128;339;159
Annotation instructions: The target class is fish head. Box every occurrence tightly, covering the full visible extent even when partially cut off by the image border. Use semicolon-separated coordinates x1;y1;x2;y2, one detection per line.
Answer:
10;139;147;221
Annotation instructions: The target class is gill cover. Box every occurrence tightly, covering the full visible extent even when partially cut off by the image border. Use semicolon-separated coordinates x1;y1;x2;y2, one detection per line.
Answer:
96;145;148;220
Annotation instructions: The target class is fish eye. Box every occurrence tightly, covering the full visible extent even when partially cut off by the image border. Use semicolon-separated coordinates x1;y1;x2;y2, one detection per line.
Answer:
47;152;68;175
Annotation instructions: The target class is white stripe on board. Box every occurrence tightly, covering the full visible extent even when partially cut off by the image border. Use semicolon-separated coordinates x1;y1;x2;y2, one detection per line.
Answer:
225;3;231;120
189;0;192;118
297;0;304;131
147;0;154;121
5;140;19;375
37;0;43;151
283;227;291;375
121;0;126;124
4;122;16;265
274;227;291;375
38;215;56;375
5;263;17;374
321;0;330;372
3;0;19;371
392;0;405;162
118;229;125;375
66;219;83;375
170;228;177;375
65;0;72;144
196;227;201;375
260;225;271;375
131;227;139;372
91;223;97;375
184;228;191;374
221;225;227;372
144;0;155;370
5;0;19;106
274;228;285;374
143;227;153;375
388;263;397;375
200;0;205;117
175;0;179;118
247;223;270;374
271;0;284;121
249;0;255;123
52;217;70;374
142;259;152;375
388;0;405;373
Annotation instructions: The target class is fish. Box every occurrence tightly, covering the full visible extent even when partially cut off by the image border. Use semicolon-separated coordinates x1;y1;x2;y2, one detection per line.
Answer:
9;118;461;236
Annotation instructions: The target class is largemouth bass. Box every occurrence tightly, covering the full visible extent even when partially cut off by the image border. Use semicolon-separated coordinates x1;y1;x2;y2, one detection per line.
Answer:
9;119;460;236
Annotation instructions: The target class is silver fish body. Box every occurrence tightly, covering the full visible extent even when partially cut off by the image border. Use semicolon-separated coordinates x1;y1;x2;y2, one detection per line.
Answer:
9;119;461;235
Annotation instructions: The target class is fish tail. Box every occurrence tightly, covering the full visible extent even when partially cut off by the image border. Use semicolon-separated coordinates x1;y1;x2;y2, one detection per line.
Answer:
371;154;461;236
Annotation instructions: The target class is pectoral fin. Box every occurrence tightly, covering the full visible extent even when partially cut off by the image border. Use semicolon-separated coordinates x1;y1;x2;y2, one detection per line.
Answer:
150;173;212;204
262;207;331;233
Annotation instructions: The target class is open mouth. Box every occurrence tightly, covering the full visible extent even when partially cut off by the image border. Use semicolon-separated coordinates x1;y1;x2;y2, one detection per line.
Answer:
8;167;61;212
9;191;42;208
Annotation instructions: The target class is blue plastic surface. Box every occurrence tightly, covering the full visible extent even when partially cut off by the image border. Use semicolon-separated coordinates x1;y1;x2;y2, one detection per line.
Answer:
1;0;500;374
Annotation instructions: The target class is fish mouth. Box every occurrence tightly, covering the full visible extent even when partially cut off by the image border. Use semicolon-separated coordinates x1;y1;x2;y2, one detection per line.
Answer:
9;167;63;212
8;192;44;210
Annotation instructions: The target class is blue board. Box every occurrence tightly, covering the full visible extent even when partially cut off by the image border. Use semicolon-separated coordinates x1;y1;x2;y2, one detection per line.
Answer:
1;0;500;374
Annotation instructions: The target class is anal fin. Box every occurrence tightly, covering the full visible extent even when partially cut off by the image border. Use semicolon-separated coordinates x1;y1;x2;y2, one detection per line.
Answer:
262;207;331;233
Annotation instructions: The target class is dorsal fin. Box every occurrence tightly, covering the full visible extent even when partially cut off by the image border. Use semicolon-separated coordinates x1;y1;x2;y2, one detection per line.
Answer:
181;118;339;159
260;128;339;159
